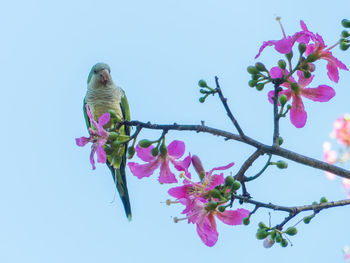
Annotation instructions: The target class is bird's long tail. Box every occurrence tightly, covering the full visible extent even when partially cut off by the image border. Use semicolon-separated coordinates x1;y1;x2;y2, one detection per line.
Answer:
107;156;132;221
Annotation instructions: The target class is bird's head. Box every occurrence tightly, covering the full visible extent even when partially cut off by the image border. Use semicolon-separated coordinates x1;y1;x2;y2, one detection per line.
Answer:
87;63;112;86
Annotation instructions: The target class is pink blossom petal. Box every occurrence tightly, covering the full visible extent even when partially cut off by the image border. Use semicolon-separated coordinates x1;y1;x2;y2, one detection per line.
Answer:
96;144;107;164
75;137;90;147
196;215;218;247
171;154;191;172
98;112;111;127
167;140;185;159
267;89;291;105
128;159;161;179
305;44;315;56
208;162;234;175
326;59;340;83
342;178;350;189
89;146;97;170
274;37;293;54
135;144;157;162
255;40;276;59
159;160;178;183
300;20;308;32
297;70;314;87
270;66;283;79
216;208;250;225
301;85;335;102
290;95;307;128
85;105;99;129
168;185;189;199
206;174;225;190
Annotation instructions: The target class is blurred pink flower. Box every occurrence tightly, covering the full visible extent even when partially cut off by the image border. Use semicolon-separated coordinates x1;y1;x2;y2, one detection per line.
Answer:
342;178;350;199
323;142;337;180
268;67;335;128
332;115;350;147
76;105;110;169
128;140;191;184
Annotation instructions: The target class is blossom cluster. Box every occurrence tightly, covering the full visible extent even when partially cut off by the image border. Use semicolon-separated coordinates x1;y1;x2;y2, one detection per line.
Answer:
127;141;249;247
252;19;348;128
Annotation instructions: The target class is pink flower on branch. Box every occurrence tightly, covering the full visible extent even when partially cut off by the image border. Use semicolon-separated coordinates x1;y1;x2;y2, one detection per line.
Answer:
323;142;337;180
332;114;350;147
75;105;110;169
128;140;191;184
268;67;335;128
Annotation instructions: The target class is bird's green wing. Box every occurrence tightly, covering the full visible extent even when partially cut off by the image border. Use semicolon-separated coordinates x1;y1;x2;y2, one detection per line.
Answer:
83;98;90;129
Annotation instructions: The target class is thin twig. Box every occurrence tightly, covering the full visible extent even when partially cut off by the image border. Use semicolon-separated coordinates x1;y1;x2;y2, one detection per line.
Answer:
246;154;272;182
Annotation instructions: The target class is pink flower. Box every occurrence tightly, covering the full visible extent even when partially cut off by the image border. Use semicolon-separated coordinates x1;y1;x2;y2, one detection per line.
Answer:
299;21;348;83
76;105;110;169
332;115;350;147
184;199;249;247
323;142;337;180
342;178;350;199
128;140;191;184
268;67;335;128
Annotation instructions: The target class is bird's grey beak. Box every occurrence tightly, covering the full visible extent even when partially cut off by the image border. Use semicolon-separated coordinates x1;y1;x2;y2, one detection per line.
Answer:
100;69;110;85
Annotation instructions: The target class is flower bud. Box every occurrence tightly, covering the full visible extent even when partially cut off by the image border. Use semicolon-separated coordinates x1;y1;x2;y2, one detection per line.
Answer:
312;201;318;205
159;143;168;156
225;176;234;187
285;51;293;60
256;229;268;240
298;43;306;54
151;147;159;156
127;146;135;159
290;82;299;92
231;181;241;191
285;227;297;236
280;239;288;247
286;104;292;110
320;196;328;203
278;137;284;145
198;79;207;87
279;94;287;106
108;132;119;141
278;59;286;69
340;41;350;51
138;139;153;148
306;52;318;62
303;71;311;79
255;62;267;72
263;236;275;248
256;83;265;91
276;160;288;169
209;189;221;198
192;155;205;179
342;30;350;38
251;74;260;80
206;201;218;211
258;222;268;229
303;216;311;224
275;233;282;243
218;206;226;213
247;66;259;74
242;217;250;225
342;19;350;28
248;80;257;87
199;97;206;103
199;89;207;94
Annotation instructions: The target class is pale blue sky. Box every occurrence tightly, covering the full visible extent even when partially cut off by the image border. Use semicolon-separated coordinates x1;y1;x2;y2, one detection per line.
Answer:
1;0;350;262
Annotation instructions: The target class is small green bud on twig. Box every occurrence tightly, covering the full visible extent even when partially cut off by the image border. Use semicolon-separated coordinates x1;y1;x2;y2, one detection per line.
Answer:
279;94;287;106
151;147;159;157
285;227;297;236
342;19;350;28
139;139;153;148
242;217;250;225
247;66;259;74
198;79;207;87
298;43;306;54
276;160;288;169
320;196;328;203
278;59;286;69
255;62;267;72
248;80;257;87
256;83;265;91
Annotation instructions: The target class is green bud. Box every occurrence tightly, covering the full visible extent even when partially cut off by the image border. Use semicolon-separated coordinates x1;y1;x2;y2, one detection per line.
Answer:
242;217;250;225
199;97;206;103
278;59;286;69
198;79;207;87
285;227;297;236
127;146;135;159
206;201;218;211
287;104;292;110
218;206;226;213
258;222;268;229
280;239;288;247
225;176;234;187
248;80;257;87
303;216;311;224
199;89;207;94
285;51;293;61
138;139;153;148
269;230;277;239
342;19;350;28
340;41;350;51
275;233;282;243
256;229;269;240
278;137;284;146
251;74;260;80
306;52;318;63
247;66;259;74
256;83;265;91
298;43;307;54
290;82;299;92
159;143;168;156
108;132;119;141
151;147;159;157
276;160;288;169
255;62;267;72
231;181;241;191
209;189;222;198
342;30;350;38
320;196;328;203
312;201;318;205
303;71;311;78
279;94;287;106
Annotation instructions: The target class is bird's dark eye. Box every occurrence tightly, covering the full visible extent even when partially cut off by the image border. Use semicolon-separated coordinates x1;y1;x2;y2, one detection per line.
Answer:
94;70;97;74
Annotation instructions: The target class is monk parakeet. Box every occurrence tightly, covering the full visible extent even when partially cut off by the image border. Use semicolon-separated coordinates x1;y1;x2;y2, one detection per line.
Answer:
84;62;132;221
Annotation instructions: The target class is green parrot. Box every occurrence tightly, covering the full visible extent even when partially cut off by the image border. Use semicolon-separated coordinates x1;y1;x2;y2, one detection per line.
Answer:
84;62;132;221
